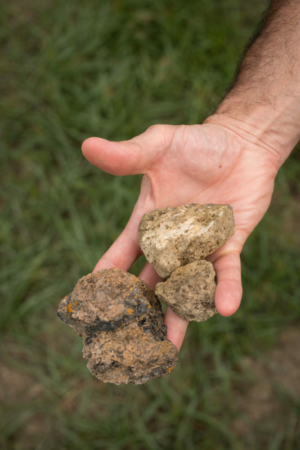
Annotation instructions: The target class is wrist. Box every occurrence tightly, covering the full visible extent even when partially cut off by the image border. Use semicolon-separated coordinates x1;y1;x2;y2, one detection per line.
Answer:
205;94;300;168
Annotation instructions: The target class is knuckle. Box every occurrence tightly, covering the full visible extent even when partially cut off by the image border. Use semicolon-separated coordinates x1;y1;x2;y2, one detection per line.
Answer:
146;124;166;133
146;124;179;148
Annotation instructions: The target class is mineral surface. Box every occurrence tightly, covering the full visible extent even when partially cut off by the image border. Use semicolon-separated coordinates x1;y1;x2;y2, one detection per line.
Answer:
155;260;217;322
57;268;178;385
138;204;234;278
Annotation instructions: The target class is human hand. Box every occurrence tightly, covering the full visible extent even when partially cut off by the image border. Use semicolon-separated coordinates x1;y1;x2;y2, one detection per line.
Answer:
82;115;281;350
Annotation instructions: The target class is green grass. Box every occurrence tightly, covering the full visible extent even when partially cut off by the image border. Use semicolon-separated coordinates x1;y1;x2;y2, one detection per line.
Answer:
1;0;300;449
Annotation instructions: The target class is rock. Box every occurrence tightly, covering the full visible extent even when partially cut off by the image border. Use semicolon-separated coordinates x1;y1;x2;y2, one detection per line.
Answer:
138;204;234;278
155;261;217;322
57;268;178;385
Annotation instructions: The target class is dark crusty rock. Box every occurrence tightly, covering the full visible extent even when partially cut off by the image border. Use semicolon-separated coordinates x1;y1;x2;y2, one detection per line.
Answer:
57;268;178;385
138;204;234;278
155;261;217;322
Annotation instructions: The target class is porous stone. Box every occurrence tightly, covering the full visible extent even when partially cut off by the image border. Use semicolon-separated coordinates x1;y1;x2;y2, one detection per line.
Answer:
155;260;217;322
138;204;234;278
57;268;178;385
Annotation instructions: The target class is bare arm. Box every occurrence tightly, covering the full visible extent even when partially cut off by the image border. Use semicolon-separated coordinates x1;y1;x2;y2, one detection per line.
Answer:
207;0;300;164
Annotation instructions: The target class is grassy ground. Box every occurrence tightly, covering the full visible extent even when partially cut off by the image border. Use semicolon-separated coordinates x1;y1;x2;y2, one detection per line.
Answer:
1;0;300;449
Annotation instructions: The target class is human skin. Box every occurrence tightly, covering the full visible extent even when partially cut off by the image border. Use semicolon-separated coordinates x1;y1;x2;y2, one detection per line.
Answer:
82;0;300;350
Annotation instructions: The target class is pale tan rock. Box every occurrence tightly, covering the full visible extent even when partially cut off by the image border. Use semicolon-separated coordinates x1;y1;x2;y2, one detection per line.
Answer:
138;204;234;278
155;261;217;322
57;268;178;385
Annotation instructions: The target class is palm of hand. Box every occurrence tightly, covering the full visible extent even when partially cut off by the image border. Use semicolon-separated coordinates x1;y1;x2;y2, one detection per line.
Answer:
82;122;279;349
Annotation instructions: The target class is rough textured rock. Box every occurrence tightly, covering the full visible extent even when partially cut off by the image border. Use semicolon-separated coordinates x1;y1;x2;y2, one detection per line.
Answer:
138;204;234;278
155;261;217;322
57;268;178;385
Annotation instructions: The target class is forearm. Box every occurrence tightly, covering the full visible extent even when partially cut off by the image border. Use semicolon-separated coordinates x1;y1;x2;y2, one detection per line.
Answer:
206;0;300;166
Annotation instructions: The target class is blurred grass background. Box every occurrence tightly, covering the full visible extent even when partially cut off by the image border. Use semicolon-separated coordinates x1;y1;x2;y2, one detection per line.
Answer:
1;0;300;449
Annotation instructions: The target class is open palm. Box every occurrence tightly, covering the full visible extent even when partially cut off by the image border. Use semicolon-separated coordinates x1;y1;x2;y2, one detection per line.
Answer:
82;119;280;350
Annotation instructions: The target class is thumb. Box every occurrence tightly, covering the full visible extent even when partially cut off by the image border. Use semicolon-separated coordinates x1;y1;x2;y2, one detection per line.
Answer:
81;125;173;176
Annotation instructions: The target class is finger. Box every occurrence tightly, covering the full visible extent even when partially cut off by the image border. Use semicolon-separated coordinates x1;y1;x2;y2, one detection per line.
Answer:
138;263;188;350
93;211;142;273
212;251;243;317
164;307;189;351
81;125;173;176
138;262;163;289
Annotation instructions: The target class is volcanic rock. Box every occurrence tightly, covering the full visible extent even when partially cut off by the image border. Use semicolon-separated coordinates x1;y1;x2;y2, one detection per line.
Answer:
57;268;178;385
138;204;234;278
155;260;217;322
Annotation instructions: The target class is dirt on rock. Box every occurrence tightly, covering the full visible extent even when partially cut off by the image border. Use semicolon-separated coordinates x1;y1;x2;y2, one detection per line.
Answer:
57;268;178;385
155;260;217;322
138;204;235;278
